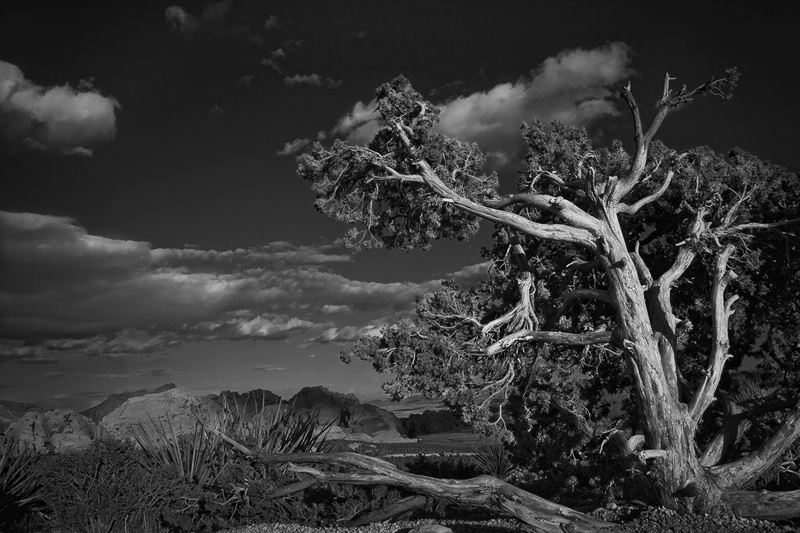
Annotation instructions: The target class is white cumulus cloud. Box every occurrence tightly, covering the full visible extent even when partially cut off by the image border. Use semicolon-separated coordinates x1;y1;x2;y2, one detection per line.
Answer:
332;43;633;166
0;60;120;155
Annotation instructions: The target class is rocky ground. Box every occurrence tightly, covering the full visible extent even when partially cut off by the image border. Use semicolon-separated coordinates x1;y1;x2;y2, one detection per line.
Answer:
219;511;798;533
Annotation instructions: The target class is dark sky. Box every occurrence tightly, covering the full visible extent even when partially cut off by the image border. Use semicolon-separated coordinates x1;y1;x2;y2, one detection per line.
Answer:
2;1;798;411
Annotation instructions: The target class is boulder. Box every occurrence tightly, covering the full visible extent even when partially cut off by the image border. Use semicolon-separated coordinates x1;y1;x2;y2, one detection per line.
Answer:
3;409;103;454
404;409;470;437
99;387;223;442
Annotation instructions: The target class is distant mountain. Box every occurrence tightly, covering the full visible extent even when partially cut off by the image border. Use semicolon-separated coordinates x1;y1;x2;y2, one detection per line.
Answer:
211;389;283;419
0;399;43;433
80;383;177;423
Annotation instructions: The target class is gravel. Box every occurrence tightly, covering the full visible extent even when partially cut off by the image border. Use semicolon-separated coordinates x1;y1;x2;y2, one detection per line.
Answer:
218;511;798;533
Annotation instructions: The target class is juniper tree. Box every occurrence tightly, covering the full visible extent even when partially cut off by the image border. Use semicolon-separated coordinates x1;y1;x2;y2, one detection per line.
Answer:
297;70;800;523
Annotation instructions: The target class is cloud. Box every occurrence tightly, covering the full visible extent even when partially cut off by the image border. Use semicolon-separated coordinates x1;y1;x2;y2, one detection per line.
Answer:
332;43;633;166
165;6;200;35
262;58;283;74
0;211;442;359
210;104;225;117
320;304;351;314
303;324;383;346
253;365;286;372
41;369;171;381
284;74;342;89
264;15;279;30
237;75;254;85
446;261;492;287
277;137;312;157
0;60;120;155
165;0;233;37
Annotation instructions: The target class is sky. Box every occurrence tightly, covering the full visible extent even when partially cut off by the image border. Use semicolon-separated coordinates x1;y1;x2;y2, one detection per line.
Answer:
2;1;799;412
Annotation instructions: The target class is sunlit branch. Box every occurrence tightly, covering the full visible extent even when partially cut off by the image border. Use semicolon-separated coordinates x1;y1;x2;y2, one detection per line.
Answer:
368;166;425;183
658;207;707;287
689;244;737;423
617;169;675;215
485;329;612;356
483;193;600;232
712;405;800;488
413;160;598;249
727;217;800;233
630;241;653;288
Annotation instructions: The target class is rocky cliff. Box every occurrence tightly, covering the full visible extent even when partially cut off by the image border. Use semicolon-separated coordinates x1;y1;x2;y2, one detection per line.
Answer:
100;386;223;441
3;409;106;454
289;386;411;442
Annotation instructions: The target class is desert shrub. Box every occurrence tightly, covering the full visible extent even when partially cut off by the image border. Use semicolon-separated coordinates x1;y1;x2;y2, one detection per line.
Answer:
222;399;335;454
0;438;46;532
130;400;339;531
133;417;231;488
508;423;621;506
32;438;172;533
403;453;481;480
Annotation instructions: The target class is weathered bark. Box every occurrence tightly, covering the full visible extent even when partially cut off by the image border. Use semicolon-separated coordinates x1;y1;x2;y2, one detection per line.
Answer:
348;495;427;526
721;489;800;520
711;406;800;488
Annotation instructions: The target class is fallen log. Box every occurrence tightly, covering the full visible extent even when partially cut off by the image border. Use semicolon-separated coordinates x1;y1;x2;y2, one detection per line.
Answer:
215;430;615;533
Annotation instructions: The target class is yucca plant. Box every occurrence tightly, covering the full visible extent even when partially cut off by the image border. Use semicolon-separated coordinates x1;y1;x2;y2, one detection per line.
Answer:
0;439;46;531
473;439;516;481
223;395;334;454
132;415;231;487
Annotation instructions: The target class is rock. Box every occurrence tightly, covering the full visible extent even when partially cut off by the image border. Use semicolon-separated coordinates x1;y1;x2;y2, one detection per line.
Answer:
0;400;43;434
407;525;454;533
289;386;411;441
80;383;176;423
99;386;223;442
3;409;101;453
404;409;469;437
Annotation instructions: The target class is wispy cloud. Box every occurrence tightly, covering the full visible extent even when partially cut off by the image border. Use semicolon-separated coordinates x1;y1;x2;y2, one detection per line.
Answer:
264;15;279;31
277;137;312;157
303;324;383;346
165;0;233;37
0;60;120;155
253;365;286;372
0;211;444;359
332;43;633;168
41;369;171;381
284;73;342;89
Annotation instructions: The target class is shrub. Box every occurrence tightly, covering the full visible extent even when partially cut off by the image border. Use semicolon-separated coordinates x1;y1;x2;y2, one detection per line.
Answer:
32;438;172;533
222;396;334;454
403;453;481;480
133;416;231;488
472;439;516;481
0;438;46;532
